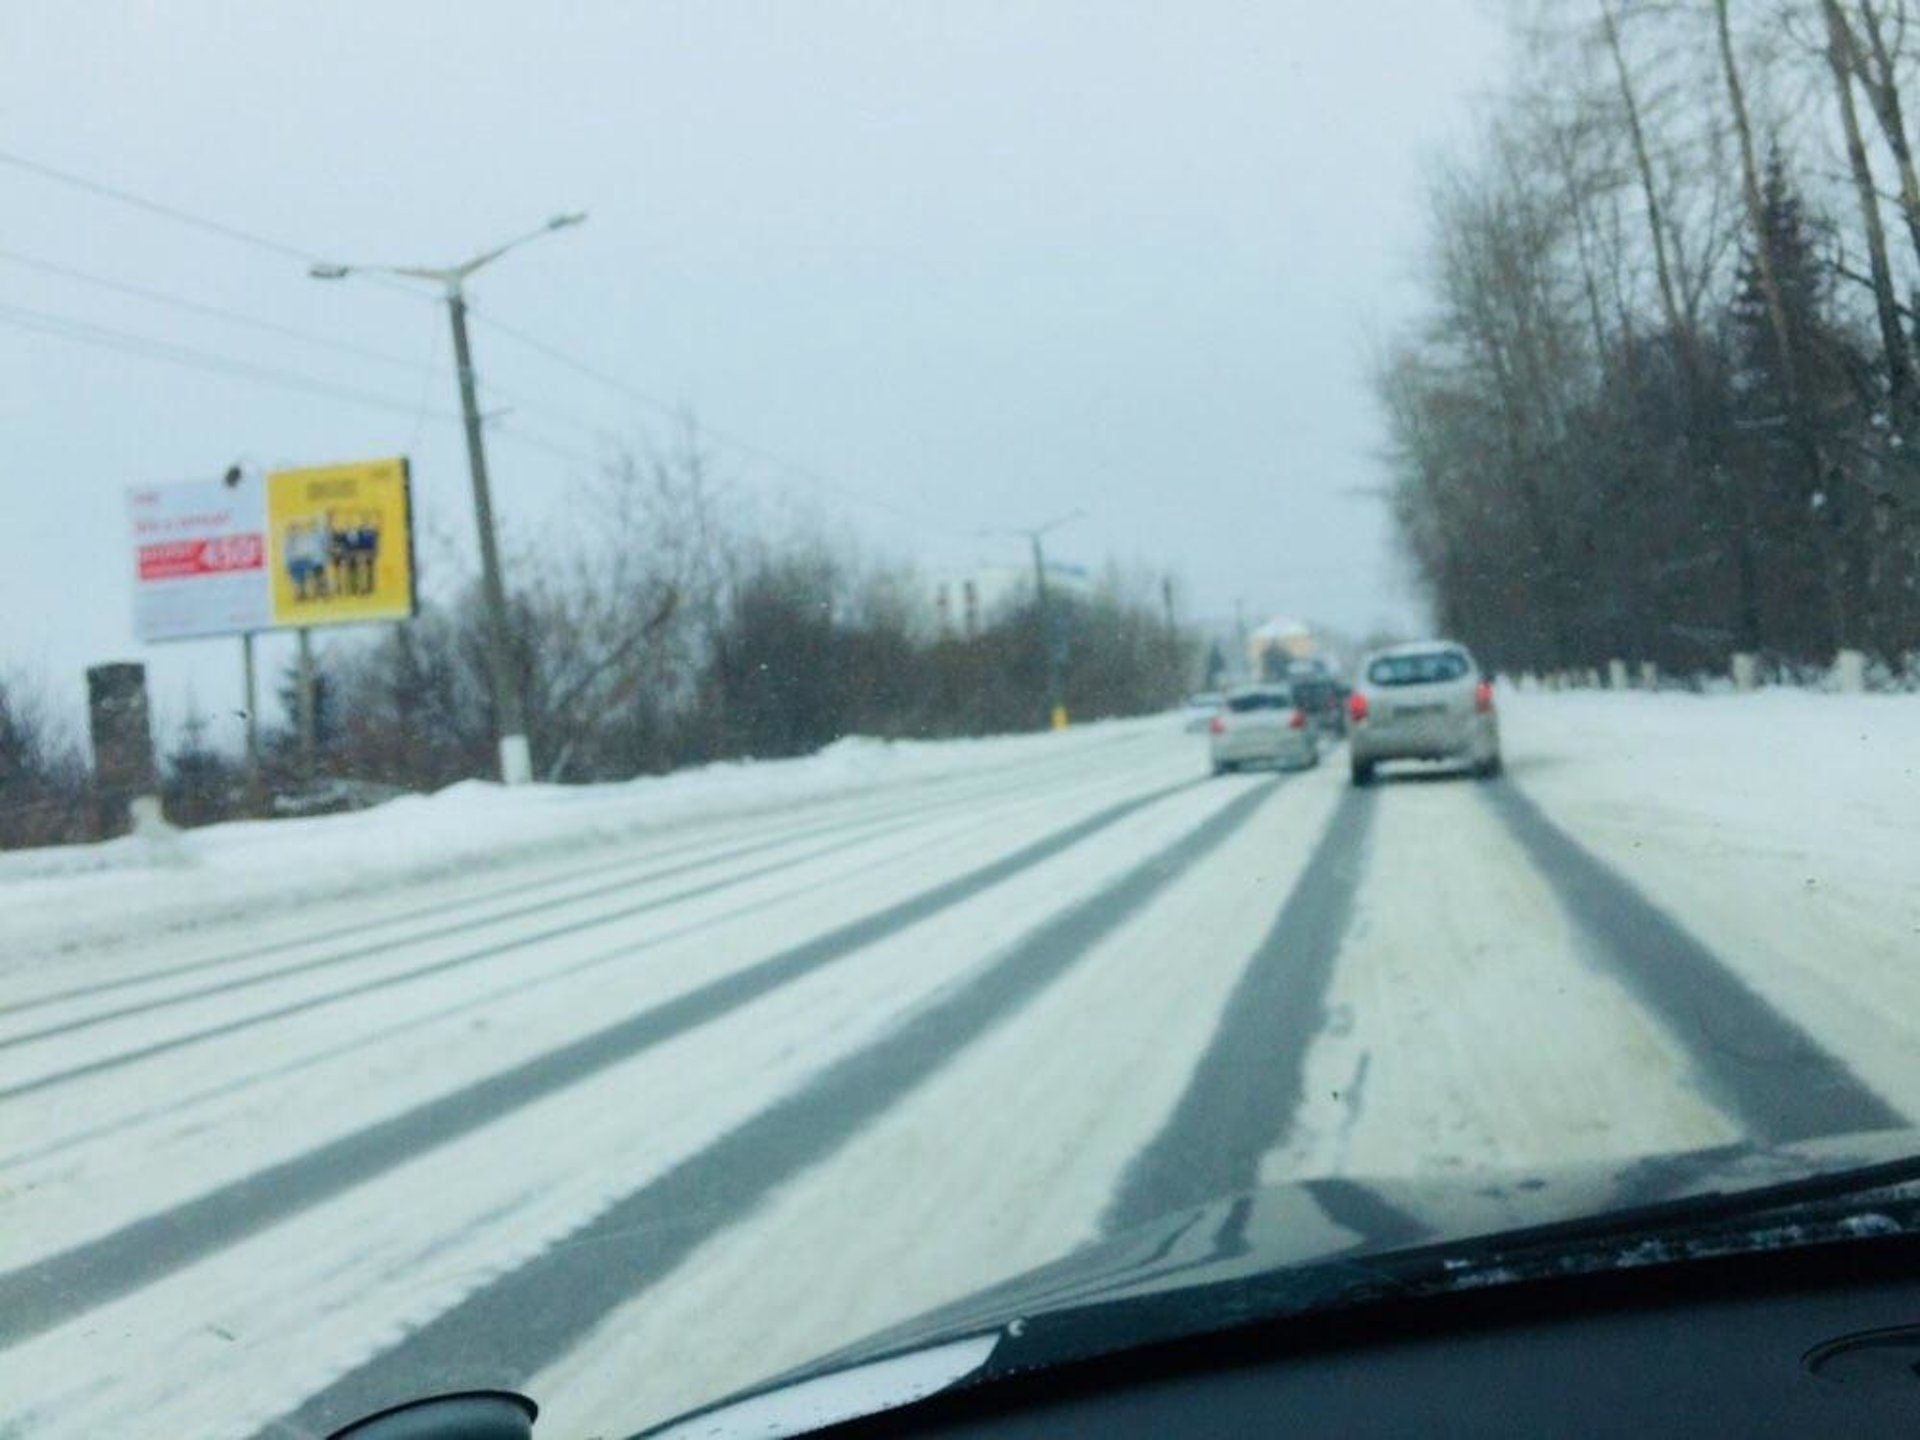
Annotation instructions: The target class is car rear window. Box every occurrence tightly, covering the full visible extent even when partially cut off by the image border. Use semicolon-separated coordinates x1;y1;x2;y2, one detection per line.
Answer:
1367;651;1470;686
1227;690;1293;712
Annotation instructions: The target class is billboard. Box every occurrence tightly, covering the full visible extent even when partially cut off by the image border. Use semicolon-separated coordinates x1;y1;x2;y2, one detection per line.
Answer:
128;479;272;642
126;458;414;643
265;457;416;628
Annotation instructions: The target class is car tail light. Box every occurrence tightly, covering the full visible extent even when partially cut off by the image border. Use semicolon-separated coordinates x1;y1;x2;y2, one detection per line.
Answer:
1347;692;1369;724
1475;680;1494;714
1289;708;1307;730
1208;714;1227;736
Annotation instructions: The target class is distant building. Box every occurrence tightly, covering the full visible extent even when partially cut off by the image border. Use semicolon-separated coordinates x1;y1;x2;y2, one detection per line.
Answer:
1248;617;1316;678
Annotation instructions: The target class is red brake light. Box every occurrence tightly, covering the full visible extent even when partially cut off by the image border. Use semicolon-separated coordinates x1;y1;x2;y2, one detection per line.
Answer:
1347;692;1369;724
1475;680;1494;714
1208;714;1226;735
1289;708;1307;730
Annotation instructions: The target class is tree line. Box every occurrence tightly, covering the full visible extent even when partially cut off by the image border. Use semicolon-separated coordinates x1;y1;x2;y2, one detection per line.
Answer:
1381;0;1920;679
2;436;1192;847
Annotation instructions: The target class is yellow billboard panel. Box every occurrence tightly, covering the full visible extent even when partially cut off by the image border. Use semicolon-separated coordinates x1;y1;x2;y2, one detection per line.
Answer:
266;457;416;628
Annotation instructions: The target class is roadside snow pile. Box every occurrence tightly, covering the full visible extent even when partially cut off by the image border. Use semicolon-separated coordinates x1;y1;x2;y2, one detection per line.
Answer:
0;715;1166;961
1501;688;1919;883
1502;687;1920;1114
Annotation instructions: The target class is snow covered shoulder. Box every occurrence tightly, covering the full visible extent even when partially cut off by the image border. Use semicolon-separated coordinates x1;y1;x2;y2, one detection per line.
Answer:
0;716;1167;963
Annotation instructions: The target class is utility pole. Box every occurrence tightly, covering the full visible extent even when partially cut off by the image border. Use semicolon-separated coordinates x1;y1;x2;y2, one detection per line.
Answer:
310;212;587;785
984;511;1083;731
1028;531;1062;730
443;282;528;784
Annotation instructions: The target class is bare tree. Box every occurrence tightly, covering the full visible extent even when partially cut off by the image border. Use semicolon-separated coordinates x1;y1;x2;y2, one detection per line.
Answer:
1822;0;1916;411
1601;0;1690;337
1850;0;1920;268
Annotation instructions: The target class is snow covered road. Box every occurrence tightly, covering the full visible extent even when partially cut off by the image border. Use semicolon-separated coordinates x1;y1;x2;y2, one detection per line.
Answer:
1;695;1914;1438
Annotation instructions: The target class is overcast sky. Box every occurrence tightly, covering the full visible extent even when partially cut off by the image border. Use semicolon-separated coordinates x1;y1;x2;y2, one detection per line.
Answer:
2;1;1504;740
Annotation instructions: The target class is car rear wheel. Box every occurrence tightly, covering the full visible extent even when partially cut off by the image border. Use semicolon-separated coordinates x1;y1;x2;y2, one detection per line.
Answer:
1350;758;1375;787
1474;751;1503;780
1212;760;1236;777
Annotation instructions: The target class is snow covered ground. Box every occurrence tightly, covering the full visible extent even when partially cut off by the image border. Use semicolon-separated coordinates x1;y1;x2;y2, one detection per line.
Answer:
1499;688;1920;1111
0;716;1165;964
0;691;1914;1439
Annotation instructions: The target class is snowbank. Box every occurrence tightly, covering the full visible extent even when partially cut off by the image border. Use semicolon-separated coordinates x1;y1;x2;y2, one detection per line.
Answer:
0;715;1170;962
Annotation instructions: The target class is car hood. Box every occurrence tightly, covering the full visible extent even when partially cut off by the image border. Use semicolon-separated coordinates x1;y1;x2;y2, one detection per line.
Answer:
637;1128;1920;1438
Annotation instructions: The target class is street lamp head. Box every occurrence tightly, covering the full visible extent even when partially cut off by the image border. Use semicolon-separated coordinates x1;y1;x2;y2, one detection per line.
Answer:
308;262;351;280
546;212;588;231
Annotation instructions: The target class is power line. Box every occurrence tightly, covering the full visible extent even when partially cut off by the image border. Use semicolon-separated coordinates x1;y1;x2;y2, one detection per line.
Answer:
0;298;592;469
0;299;459;423
0;245;432;373
470;306;968;536
0;146;963;533
0;149;312;262
0;244;605;452
0;147;424;303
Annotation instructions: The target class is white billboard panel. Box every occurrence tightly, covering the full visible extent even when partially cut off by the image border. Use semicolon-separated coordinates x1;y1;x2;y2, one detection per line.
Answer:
127;480;271;642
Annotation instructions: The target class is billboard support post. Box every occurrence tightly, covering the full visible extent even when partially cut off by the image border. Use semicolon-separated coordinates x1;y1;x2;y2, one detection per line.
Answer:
241;632;262;807
296;629;317;781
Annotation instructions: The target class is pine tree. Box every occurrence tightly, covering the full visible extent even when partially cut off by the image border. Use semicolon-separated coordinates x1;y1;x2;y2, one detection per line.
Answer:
1725;152;1870;657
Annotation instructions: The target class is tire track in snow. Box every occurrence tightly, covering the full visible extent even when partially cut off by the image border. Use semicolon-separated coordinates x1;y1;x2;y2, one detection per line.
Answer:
0;774;1202;1348
0;755;1153;1097
1104;786;1376;1235
0;811;840;1022
0;807;921;1054
0;816;939;1101
1482;780;1905;1141
256;779;1282;1440
0;803;1036;1174
1;757;1162;1175
1;736;1148;1023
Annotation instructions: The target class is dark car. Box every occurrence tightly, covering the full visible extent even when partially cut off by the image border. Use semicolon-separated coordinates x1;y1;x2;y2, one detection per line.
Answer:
1284;673;1346;738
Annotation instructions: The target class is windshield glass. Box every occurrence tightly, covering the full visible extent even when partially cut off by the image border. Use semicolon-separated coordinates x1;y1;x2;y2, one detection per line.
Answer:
1368;651;1472;687
2;3;1916;1438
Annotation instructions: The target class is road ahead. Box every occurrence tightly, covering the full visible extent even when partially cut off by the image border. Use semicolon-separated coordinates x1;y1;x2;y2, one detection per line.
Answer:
0;711;1913;1438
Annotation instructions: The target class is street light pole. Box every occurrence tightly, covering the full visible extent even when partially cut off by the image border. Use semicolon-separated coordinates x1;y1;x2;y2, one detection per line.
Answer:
1028;530;1063;730
311;212;585;785
443;279;530;784
983;510;1082;732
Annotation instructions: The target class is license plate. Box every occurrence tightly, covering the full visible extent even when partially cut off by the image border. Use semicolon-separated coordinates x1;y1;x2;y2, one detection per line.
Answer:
1393;703;1446;718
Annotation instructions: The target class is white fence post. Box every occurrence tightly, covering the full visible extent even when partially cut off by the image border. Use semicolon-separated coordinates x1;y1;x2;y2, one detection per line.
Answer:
1607;658;1629;690
1833;649;1867;693
1639;661;1658;690
1731;652;1759;691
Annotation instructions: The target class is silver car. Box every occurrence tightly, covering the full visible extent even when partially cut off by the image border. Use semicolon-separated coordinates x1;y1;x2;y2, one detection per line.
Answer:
1182;691;1225;733
1208;684;1319;774
1346;641;1501;785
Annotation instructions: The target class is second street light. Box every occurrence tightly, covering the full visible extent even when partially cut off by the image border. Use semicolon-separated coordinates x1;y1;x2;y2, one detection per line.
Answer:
310;212;587;785
983;509;1084;731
